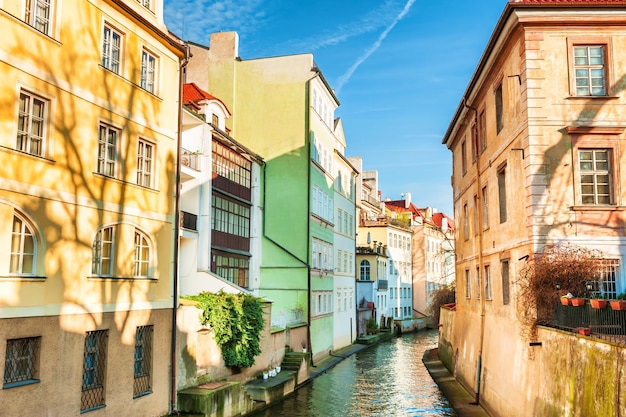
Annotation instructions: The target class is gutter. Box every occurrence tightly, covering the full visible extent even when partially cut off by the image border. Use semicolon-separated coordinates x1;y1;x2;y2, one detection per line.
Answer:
170;43;190;414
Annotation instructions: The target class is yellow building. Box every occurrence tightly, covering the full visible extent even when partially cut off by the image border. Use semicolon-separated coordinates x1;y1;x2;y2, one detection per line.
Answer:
442;1;626;416
0;0;184;415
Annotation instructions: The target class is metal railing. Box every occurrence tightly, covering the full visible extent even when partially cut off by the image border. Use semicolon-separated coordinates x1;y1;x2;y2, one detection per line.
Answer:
181;149;201;171
546;299;626;345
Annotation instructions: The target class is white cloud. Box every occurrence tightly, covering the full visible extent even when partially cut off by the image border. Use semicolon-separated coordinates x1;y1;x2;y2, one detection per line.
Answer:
335;0;416;95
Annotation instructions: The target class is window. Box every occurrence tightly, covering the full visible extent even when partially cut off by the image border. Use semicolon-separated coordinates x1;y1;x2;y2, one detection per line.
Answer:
592;259;619;299
495;82;503;133
137;140;154;187
102;24;121;74
24;0;51;35
498;165;507;223
471;124;478;163
482;186;489;230
360;260;370;281
3;337;40;388
17;90;47;157
579;149;612;205
211;195;251;238
463;203;469;241
212;141;252;189
10;213;36;276
211;251;250;288
97;123;118;177
133;231;150;278
312;239;333;271
133;325;153;398
573;45;607;96
461;139;467;176
465;269;471;299
137;0;151;11
501;260;510;305
92;226;114;277
81;330;108;412
476;267;481;300
312;185;333;222
484;265;492;300
478;109;486;153
140;49;156;94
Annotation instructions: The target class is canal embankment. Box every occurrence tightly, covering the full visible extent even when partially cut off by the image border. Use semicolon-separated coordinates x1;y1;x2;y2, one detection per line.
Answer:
422;348;491;417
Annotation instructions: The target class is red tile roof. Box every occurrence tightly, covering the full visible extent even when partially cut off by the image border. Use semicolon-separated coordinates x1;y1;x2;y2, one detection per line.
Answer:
384;199;455;230
182;83;230;115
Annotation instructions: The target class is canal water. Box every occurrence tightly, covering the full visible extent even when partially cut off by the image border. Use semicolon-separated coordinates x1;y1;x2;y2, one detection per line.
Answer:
253;329;456;417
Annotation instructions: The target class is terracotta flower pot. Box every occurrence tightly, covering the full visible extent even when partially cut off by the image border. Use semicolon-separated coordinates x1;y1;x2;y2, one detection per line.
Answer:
571;298;586;307
560;297;571;306
578;327;591;336
610;300;626;311
590;299;608;309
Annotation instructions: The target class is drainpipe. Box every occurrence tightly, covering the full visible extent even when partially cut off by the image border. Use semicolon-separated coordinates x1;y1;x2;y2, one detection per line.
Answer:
463;98;485;405
170;43;190;414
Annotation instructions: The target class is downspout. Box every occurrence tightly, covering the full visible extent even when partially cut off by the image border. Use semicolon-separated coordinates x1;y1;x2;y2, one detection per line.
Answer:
463;98;485;405
170;44;189;414
305;77;313;365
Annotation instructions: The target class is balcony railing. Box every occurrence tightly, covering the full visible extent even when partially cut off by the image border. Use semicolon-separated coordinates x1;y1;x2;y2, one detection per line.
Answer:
181;149;201;171
545;299;626;345
181;211;197;231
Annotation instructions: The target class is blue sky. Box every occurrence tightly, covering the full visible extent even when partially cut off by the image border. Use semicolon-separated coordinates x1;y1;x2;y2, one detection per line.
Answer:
164;0;508;216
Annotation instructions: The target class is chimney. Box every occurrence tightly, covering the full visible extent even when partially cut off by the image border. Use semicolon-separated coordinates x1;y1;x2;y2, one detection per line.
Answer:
405;192;411;209
209;32;239;60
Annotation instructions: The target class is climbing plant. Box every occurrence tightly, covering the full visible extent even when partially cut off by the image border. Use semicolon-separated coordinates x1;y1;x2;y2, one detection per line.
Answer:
184;291;265;369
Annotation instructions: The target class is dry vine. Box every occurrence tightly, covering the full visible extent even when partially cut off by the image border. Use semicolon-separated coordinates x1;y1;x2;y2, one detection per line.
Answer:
517;244;602;342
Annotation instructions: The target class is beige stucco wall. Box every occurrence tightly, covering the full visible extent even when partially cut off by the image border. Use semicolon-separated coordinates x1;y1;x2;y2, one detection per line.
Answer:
0;309;172;417
440;308;626;417
444;6;626;417
176;300;285;390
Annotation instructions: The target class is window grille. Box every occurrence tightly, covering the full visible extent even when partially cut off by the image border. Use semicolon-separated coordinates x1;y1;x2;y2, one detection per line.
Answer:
133;325;153;397
81;330;108;412
3;337;40;388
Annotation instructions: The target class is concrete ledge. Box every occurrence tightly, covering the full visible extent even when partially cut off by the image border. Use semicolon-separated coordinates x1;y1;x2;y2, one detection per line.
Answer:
422;348;491;417
243;371;296;403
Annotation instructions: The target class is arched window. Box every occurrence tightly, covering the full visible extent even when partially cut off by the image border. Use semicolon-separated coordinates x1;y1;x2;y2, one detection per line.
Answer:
10;212;36;275
360;260;370;281
133;230;150;277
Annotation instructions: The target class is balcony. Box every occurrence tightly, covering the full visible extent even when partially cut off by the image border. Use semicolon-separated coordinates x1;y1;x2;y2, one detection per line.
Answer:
181;149;201;171
377;280;388;290
545;299;626;345
181;211;198;231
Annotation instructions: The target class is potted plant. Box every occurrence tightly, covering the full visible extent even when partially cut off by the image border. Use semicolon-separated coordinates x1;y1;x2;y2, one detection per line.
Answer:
560;294;572;306
610;293;626;311
590;293;608;309
578;327;591;336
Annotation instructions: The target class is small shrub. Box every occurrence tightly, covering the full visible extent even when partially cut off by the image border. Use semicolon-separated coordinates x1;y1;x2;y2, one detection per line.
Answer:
427;284;456;326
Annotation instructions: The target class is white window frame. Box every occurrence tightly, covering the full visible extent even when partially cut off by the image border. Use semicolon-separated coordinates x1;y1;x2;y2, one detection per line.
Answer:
92;226;115;277
97;123;119;177
137;139;154;188
573;45;607;97
17;90;47;157
578;148;613;205
133;230;151;278
10;212;37;276
102;24;122;74
24;0;51;35
140;49;157;94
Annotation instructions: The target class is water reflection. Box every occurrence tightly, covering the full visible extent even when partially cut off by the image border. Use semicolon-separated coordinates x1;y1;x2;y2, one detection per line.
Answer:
253;330;456;417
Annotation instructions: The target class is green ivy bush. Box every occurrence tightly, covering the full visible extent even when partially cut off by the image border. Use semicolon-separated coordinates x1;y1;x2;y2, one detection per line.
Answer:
184;291;265;369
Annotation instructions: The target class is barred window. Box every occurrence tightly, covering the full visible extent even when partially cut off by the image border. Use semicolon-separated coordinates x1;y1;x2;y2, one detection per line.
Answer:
593;259;619;299
81;330;108;412
212;141;251;188
3;337;40;388
133;325;153;398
